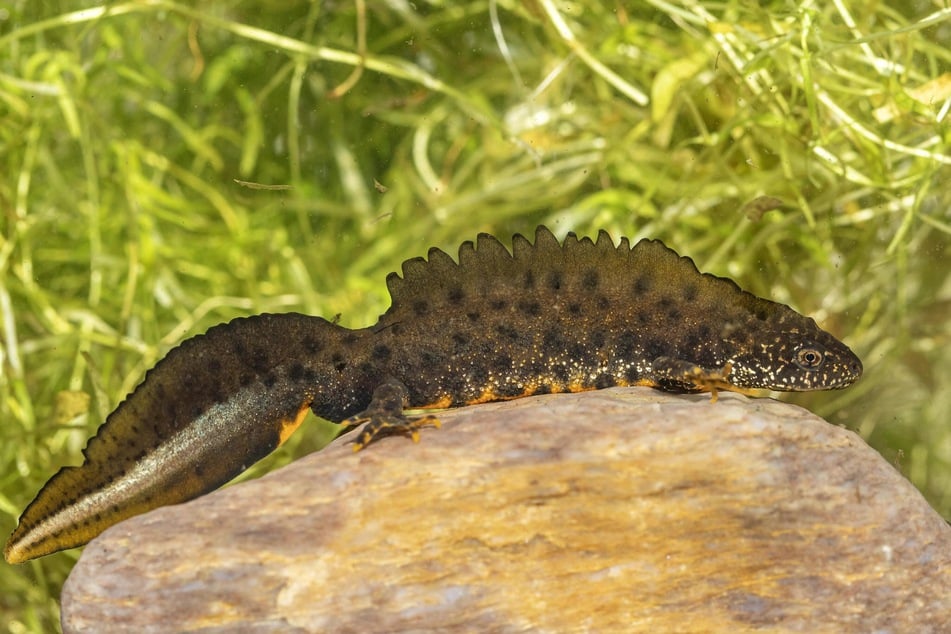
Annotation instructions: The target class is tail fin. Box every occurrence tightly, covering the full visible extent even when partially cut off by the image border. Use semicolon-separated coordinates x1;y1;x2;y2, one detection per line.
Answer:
5;313;343;564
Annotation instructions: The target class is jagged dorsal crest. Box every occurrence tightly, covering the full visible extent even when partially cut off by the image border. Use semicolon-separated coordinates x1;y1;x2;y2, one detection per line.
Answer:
382;226;784;322
384;227;646;315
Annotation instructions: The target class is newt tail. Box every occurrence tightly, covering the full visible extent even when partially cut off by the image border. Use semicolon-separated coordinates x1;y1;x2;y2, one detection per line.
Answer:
5;227;862;564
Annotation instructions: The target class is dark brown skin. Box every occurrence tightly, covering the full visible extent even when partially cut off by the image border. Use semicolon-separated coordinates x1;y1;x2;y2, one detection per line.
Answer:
4;227;862;564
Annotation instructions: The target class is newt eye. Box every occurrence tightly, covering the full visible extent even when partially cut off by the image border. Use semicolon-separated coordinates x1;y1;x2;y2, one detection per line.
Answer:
794;346;824;370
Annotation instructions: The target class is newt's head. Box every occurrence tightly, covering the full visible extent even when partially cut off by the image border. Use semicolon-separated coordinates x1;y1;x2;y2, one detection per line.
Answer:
725;321;863;391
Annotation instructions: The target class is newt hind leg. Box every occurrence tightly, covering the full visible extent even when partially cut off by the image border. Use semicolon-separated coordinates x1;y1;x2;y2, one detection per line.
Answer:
344;378;441;451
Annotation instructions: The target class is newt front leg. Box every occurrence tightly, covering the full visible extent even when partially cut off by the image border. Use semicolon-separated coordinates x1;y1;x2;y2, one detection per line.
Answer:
650;357;736;402
345;378;441;450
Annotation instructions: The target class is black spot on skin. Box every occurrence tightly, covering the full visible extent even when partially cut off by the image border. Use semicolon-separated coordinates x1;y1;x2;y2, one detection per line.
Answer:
303;336;322;354
681;333;703;354
547;270;563;291
636;312;650;326
667;308;681;321
543;329;567;355
534;384;552;395
250;348;269;372
567;302;583;316
634;275;651;294
264;374;278;388
419;349;446;367
412;299;429;315
496;324;521;342
590;330;606;349
683;284;698;302
467;311;481;322
489;298;507;311
467;365;489;388
594;373;616;389
658;296;674;312
389;323;402;336
492;354;514;373
644;340;668;361
568;342;588;362
331;352;347;373
448;286;465;304
372;344;391;360
624;366;642;382
451;332;468;354
240;373;255;387
596;295;611;310
342;332;359;346
518;300;542;316
582;269;600;290
208;384;226;404
357;361;377;377
524;270;535;289
289;363;305;382
525;357;547;375
444;373;474;396
616;331;640;358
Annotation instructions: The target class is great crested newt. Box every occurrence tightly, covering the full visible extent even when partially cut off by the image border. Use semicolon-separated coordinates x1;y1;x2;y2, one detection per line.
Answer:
4;226;862;564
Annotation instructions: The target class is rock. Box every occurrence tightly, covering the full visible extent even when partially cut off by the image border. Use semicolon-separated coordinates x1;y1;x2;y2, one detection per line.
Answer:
60;388;951;633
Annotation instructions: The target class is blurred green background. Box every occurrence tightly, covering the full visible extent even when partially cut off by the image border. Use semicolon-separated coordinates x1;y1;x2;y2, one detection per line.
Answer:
2;1;949;630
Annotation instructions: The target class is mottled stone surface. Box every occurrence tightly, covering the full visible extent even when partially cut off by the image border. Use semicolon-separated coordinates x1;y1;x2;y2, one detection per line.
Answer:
61;388;951;633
